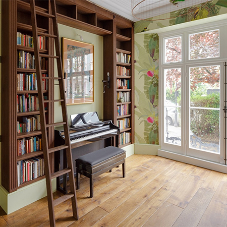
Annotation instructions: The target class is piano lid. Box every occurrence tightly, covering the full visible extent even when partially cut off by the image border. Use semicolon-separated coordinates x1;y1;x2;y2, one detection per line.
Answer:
71;112;101;127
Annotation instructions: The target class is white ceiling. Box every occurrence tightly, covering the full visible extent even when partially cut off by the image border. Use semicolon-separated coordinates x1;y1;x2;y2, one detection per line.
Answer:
88;0;209;22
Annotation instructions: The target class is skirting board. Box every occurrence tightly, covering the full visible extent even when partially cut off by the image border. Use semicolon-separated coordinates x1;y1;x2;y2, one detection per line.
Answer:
0;179;56;214
122;144;134;158
158;149;227;174
135;144;160;155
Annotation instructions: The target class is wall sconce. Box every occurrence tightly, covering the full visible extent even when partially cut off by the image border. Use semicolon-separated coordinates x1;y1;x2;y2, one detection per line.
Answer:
102;72;110;93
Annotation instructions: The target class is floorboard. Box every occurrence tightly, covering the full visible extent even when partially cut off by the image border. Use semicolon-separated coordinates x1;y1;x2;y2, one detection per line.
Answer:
1;155;227;227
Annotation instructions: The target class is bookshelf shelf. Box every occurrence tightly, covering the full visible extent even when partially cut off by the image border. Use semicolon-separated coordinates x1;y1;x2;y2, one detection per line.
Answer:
17;45;48;53
17;131;42;139
116;48;131;54
117;114;131;119
17;175;46;189
116;33;131;42
117;102;131;105
17;151;44;162
117;89;131;92
17;68;48;73
116;62;131;66
120;128;132;133
17;111;41;117
116;76;131;79
17;22;48;33
17;90;48;94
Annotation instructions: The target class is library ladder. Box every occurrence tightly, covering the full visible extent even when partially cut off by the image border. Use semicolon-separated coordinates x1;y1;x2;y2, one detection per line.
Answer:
29;0;79;226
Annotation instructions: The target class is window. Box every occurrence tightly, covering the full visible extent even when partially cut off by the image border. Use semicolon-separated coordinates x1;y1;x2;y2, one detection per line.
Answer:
160;20;227;163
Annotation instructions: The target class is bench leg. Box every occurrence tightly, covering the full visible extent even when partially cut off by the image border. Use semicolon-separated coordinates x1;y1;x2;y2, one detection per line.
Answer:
122;161;125;178
90;175;93;198
76;171;80;190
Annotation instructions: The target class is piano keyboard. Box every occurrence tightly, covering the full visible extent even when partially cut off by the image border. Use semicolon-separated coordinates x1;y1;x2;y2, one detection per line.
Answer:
70;129;118;144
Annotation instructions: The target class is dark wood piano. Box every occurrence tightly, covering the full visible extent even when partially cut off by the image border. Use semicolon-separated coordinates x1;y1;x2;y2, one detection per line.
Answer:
54;112;120;193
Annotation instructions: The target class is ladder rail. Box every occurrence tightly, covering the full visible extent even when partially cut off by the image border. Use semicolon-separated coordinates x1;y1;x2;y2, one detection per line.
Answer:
51;0;79;219
30;0;55;226
30;0;79;225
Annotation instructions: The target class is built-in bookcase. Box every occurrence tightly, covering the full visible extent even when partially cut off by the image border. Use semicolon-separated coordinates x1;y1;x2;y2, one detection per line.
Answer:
1;0;133;193
103;16;134;148
1;0;55;192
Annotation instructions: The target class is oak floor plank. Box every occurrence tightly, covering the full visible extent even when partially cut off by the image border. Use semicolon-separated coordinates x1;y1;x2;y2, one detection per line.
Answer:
198;181;227;227
92;172;174;227
0;217;8;227
118;164;187;227
99;157;175;213
167;174;203;208
143;201;183;227
172;187;214;227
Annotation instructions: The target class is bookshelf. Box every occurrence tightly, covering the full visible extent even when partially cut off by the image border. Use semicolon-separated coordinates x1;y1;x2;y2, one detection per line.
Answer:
1;0;133;193
103;16;134;148
1;0;55;192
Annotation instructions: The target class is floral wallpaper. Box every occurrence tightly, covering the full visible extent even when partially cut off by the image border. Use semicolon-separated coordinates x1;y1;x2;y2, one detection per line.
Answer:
134;0;227;145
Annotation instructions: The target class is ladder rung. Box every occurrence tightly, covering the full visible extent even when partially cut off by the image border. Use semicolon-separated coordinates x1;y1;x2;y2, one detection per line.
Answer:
53;193;74;207
36;10;55;18
40;54;59;58
44;99;64;103
51;168;71;179
38;32;57;38
46;122;66;127
48;145;68;154
42;77;62;80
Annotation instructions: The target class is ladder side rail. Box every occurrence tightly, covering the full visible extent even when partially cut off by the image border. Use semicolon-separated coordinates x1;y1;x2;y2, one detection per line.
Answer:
30;0;55;226
50;0;79;220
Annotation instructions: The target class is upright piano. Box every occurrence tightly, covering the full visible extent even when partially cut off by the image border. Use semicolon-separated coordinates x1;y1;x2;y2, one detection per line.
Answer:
54;112;120;193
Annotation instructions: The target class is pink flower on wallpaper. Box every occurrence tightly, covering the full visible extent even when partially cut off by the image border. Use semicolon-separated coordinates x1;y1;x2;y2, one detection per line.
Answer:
147;70;154;77
147;117;154;123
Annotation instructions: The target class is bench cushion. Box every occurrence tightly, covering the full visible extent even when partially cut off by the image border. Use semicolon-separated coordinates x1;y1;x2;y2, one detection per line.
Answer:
77;146;125;166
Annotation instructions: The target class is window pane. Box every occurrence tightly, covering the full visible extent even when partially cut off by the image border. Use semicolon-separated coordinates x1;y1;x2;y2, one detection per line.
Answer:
190;65;220;108
165;36;182;63
189;29;220;60
164;68;181;146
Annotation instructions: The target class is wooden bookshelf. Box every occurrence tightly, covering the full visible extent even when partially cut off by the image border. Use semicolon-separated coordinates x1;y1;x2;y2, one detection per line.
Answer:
103;15;134;147
1;0;133;193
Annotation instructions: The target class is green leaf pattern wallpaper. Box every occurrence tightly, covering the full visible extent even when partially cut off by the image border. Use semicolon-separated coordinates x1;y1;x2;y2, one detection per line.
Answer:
134;0;227;145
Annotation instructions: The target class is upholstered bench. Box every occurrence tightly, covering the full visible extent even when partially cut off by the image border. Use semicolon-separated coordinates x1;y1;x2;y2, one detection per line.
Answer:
76;146;126;198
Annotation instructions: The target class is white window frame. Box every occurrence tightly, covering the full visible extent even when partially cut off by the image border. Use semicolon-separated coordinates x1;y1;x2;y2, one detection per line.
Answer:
159;19;227;163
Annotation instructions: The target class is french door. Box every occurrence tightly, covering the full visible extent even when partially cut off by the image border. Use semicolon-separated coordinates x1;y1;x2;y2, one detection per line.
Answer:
160;21;227;164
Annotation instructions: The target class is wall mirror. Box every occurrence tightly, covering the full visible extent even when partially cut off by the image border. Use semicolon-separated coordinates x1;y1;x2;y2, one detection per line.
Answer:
62;37;94;105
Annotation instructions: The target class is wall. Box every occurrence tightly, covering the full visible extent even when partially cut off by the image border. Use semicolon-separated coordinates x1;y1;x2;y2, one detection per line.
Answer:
0;23;104;214
55;24;104;123
134;0;227;153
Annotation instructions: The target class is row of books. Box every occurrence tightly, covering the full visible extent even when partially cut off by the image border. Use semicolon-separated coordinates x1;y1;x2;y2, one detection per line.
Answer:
17;94;39;113
17;136;42;156
17;32;47;50
116;66;130;76
17;157;45;186
116;53;131;64
117;104;130;117
17;73;48;91
117;118;130;130
18;51;48;69
17;115;41;134
116;79;130;89
117;91;130;103
119;132;131;146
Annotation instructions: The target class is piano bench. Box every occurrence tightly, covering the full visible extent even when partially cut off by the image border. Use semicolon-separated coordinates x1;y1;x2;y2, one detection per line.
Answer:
76;146;126;198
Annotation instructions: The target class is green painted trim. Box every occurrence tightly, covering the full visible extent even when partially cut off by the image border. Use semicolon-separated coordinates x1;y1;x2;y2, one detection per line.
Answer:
1;179;56;214
0;186;8;213
122;144;135;158
134;144;160;155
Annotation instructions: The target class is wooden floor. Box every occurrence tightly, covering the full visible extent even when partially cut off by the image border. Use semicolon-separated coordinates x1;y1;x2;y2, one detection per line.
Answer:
1;155;227;227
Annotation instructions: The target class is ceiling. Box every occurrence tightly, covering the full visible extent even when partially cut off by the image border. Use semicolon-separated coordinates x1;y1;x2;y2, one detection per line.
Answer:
88;0;209;22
